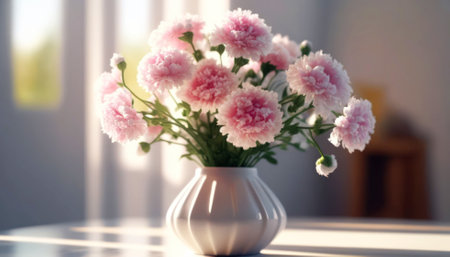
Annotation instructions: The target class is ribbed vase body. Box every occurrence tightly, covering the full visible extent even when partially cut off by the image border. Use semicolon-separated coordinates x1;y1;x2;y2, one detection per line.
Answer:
166;167;287;256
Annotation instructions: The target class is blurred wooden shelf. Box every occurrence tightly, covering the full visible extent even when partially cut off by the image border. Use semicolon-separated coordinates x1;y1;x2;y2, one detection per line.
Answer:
350;137;430;219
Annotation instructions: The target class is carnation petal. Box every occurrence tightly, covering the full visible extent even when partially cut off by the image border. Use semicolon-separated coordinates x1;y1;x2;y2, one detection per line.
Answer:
210;8;273;60
100;88;147;144
137;48;194;93
286;51;352;118
328;97;376;153
217;84;283;149
178;59;238;112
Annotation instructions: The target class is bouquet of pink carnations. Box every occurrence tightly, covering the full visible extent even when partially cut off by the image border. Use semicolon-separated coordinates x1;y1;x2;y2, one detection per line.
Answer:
96;9;375;176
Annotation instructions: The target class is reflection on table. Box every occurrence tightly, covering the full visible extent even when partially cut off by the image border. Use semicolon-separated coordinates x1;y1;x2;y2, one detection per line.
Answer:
0;218;449;256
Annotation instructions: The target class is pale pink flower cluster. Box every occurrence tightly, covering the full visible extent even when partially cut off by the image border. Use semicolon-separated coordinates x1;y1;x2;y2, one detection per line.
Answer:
217;84;283;149
211;8;272;60
95;10;375;170
286;51;352;118
137;48;194;93
178;59;238;111
148;14;204;51
260;34;299;70
100;88;147;144
329;97;375;153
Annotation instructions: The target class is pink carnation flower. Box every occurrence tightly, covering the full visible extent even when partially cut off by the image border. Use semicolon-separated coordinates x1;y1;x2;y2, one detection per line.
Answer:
286;51;352;118
211;8;273;60
148;14;204;51
217;84;283;149
178;59;238;111
329;97;376;153
260;34;299;70
100;88;147;144
137;48;194;93
273;34;299;63
96;68;121;103
260;41;290;70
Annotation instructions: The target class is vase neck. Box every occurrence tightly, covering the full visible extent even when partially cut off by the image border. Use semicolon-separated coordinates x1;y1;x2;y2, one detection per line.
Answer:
196;167;257;177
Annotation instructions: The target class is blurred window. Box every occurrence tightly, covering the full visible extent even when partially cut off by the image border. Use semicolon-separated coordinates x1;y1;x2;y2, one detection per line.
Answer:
12;0;62;109
116;0;152;112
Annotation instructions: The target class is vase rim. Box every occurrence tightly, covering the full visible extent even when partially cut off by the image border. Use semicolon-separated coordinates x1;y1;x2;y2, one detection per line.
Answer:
196;167;257;175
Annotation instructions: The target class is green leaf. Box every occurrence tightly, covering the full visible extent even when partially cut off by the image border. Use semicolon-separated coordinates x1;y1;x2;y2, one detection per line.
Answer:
261;62;276;77
154;99;170;113
176;101;191;116
180;153;194;161
282;87;289;98
192;111;201;120
294;94;305;107
193;50;204;61
291;143;302;150
231;57;249;73
287;94;305;113
263;154;278;164
332;110;342;117
243;69;257;82
210;44;225;55
313;116;323;135
178;31;194;44
139;142;150;153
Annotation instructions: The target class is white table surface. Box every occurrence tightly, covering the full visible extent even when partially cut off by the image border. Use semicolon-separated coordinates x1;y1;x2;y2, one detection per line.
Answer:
0;217;449;256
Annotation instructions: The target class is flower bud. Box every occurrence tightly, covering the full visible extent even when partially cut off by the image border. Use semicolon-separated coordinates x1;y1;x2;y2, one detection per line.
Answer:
300;40;312;56
110;53;126;70
315;154;337;177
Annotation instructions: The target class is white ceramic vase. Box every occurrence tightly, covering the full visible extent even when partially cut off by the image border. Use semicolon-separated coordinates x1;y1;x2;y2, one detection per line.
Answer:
166;167;287;256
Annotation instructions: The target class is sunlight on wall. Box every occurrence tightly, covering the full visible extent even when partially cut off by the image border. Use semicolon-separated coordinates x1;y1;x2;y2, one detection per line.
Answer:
86;0;106;220
116;0;154;172
199;0;229;24
12;0;62;108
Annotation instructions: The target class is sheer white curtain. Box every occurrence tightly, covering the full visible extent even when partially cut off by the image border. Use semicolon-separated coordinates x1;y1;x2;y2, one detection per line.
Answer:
85;0;230;222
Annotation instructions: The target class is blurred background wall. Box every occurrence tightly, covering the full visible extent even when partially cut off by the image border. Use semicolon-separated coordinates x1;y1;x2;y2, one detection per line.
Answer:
0;0;449;230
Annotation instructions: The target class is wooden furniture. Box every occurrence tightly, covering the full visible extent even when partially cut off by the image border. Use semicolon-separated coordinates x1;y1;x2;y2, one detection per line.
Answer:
350;137;429;219
0;218;449;256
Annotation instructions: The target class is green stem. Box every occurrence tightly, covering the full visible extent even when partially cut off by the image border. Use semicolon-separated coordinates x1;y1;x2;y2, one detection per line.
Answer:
159;139;185;146
167;113;214;165
206;111;213;136
295;124;335;130
279;94;297;105
308;130;324;157
121;69;212;166
283;105;314;126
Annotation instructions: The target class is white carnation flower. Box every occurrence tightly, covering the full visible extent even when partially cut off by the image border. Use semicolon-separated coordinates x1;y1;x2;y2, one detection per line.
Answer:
315;154;337;177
